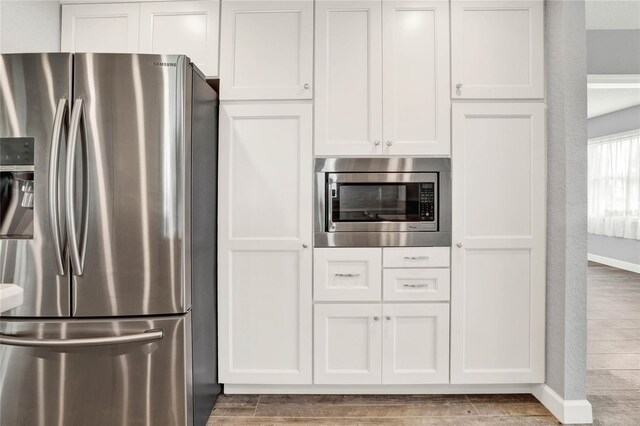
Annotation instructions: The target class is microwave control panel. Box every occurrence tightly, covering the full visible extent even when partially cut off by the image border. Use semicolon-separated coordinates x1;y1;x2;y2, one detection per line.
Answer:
419;183;435;222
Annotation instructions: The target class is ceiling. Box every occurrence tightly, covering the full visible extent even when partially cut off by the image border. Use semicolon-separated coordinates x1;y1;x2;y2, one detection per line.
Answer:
586;0;640;30
587;75;640;118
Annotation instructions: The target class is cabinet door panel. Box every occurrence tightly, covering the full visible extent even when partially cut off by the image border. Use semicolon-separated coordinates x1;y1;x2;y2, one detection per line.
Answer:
139;1;220;77
314;304;382;384
451;0;543;98
61;3;140;53
220;0;313;99
314;248;382;301
382;303;449;384
383;0;450;156
218;103;312;384
315;1;383;156
451;103;545;384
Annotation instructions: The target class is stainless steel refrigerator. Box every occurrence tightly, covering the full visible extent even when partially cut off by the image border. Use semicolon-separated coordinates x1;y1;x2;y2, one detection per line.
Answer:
0;53;219;426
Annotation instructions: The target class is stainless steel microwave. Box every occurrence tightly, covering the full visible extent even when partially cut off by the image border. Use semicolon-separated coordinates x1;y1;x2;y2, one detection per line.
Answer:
315;158;451;247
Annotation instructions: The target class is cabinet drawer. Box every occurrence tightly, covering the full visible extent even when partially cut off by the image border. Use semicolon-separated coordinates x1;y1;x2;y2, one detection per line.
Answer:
383;269;450;302
383;247;450;268
314;248;382;301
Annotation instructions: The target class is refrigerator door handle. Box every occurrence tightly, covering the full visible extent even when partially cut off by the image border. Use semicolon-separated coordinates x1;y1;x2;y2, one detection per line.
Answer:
0;329;163;348
49;98;68;276
66;98;89;276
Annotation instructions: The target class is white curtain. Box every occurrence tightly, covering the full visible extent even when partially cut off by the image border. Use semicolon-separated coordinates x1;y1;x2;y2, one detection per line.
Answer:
588;131;640;240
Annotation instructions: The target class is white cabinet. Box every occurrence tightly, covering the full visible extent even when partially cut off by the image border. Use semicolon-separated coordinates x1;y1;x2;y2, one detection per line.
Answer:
218;102;313;384
61;3;140;53
382;303;450;384
383;247;450;268
451;0;544;99
62;1;221;77
139;1;220;77
220;0;313;100
315;0;450;157
382;0;450;156
314;248;382;302
314;304;382;385
314;0;383;156
383;268;450;302
314;303;450;385
451;103;545;384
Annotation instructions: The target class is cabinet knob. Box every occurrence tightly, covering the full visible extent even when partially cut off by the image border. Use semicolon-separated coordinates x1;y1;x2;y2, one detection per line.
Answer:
302;243;309;248
456;242;463;248
304;83;310;89
456;83;462;89
385;316;391;321
373;140;380;146
373;316;380;321
386;140;393;146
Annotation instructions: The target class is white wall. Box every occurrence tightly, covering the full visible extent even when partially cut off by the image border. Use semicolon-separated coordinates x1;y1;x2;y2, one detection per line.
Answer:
0;0;61;53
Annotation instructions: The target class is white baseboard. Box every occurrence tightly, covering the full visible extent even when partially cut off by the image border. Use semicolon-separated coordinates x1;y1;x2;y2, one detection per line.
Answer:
588;253;640;274
224;383;537;395
533;384;593;424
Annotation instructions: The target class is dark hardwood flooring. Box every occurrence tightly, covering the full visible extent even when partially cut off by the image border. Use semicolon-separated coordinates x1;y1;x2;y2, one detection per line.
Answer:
208;262;640;425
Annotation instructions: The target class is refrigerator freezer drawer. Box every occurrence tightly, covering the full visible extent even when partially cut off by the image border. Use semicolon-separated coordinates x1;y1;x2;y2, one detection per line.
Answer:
0;313;192;426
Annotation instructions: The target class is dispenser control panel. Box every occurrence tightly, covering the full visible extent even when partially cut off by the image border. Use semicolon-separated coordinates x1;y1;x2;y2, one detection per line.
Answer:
1;137;35;166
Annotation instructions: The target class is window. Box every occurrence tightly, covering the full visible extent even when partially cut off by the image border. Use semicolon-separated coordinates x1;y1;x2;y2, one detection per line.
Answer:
588;130;640;240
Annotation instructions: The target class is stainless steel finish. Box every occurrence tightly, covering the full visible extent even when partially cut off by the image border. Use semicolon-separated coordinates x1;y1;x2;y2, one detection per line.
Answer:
386;140;393;146
386;315;391;320
315;158;451;247
373;316;380;321
403;283;429;288
0;328;163;347
456;242;463;248
404;256;429;260
20;180;34;208
0;53;72;317
71;54;190;317
49;98;68;275
0;176;34;237
325;171;438;233
0;314;192;426
334;273;360;277
66;98;88;276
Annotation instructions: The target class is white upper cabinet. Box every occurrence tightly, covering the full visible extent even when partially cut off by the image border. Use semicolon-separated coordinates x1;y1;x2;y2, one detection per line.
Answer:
315;0;383;156
139;1;220;77
220;0;313;100
218;102;313;384
382;0;450;156
315;0;449;157
62;1;220;77
61;3;141;53
450;103;545;384
451;0;544;99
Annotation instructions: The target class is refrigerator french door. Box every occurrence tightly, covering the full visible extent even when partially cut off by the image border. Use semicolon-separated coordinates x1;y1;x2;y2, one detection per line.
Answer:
0;53;219;426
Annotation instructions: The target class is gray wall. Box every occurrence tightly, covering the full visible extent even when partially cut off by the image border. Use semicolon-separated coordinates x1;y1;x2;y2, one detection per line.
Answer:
545;0;589;401
589;234;640;265
587;29;640;74
588;105;640;266
0;1;61;53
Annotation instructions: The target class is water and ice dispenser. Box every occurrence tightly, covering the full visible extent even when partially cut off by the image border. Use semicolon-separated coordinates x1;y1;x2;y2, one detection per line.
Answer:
0;138;35;239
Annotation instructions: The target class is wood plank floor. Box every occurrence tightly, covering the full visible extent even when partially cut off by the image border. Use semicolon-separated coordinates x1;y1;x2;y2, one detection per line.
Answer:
208;262;640;425
586;262;640;426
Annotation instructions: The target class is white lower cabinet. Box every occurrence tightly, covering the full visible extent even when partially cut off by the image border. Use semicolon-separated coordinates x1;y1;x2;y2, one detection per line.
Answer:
314;248;382;302
382;303;450;384
314;303;450;385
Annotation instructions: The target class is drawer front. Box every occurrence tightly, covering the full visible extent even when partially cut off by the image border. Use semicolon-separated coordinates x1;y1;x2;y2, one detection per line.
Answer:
383;247;450;268
314;248;382;301
383;268;450;302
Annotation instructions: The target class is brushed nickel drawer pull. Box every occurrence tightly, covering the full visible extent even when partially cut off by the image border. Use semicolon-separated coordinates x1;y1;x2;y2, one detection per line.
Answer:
404;256;429;260
334;273;361;278
403;283;430;288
